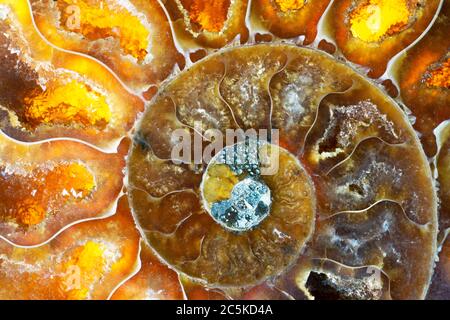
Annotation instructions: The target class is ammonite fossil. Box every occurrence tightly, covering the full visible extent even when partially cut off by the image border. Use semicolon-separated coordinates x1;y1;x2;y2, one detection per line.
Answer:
128;44;437;299
0;0;448;300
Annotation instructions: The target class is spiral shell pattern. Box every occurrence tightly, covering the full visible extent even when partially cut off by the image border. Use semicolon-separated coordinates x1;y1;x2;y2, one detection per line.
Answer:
128;44;437;299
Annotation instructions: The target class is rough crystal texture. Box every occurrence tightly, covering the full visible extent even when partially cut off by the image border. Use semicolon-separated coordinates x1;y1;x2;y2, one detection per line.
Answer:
211;177;271;232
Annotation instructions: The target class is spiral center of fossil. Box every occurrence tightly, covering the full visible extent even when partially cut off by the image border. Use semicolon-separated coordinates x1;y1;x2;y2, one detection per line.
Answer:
211;176;271;232
201;139;275;232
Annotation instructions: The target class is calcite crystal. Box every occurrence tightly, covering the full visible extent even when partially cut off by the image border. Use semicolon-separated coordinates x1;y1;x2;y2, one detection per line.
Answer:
0;0;144;149
0;197;140;300
396;0;450;156
0;134;126;246
326;0;441;78
250;0;331;43
30;0;182;92
162;0;249;49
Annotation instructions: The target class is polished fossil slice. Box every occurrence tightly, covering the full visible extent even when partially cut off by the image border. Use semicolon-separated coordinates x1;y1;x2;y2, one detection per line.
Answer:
128;44;437;299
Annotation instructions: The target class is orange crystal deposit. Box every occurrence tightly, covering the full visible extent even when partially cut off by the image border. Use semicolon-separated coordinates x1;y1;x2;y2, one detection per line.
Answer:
187;0;231;32
396;0;450;156
0;197;140;300
31;0;182;92
0;134;127;246
327;0;440;78
0;0;144;149
250;0;331;44
162;0;248;49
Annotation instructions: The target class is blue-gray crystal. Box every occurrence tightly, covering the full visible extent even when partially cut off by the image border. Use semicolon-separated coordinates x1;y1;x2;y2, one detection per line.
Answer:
211;177;271;232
